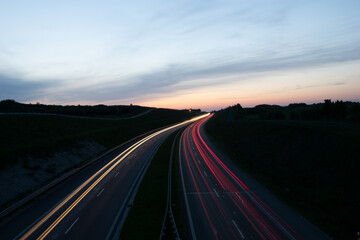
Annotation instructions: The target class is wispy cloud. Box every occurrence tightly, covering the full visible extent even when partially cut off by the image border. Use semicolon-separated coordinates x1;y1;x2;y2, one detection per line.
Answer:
0;74;57;102
45;40;360;104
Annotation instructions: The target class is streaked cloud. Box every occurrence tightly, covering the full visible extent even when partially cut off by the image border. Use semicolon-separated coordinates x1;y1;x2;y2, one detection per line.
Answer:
0;74;57;101
47;39;360;103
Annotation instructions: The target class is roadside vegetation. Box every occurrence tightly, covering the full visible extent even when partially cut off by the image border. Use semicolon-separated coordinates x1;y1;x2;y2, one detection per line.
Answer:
0;99;150;118
205;100;360;240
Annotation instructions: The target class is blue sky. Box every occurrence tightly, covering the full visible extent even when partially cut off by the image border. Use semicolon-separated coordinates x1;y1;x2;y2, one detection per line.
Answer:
1;0;359;110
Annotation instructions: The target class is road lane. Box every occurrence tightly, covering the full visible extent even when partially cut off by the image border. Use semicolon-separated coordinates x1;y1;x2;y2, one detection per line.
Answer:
0;114;209;240
179;114;331;240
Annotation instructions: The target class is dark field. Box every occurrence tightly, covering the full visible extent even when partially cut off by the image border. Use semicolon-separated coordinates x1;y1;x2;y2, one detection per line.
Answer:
205;106;360;240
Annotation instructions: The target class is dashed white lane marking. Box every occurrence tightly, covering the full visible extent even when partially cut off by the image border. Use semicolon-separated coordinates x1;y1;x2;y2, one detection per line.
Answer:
97;188;105;197
114;172;120;178
213;188;219;198
65;217;79;235
125;161;129;166
203;171;208;177
235;192;245;204
232;219;245;239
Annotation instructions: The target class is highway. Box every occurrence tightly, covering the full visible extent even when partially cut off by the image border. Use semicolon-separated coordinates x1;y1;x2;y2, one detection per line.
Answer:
179;114;331;240
0;114;208;240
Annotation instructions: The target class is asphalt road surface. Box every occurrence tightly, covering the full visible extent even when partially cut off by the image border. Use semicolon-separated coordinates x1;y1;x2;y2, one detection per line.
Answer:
179;114;331;240
0;114;208;240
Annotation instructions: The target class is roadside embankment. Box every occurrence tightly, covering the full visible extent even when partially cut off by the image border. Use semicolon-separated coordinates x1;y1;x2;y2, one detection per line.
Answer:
0;108;200;211
205;108;360;240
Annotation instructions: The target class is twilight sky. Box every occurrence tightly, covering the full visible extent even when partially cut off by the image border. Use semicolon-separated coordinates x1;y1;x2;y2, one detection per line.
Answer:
1;0;359;111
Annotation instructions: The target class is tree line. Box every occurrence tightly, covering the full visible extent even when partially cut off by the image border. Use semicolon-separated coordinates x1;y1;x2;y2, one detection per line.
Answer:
228;100;360;122
0;99;150;117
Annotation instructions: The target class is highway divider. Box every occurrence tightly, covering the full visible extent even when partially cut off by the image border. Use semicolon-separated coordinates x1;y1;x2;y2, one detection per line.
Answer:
159;130;182;240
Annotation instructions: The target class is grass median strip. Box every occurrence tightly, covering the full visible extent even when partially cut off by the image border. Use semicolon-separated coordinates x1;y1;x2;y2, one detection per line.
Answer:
119;130;179;240
172;130;188;240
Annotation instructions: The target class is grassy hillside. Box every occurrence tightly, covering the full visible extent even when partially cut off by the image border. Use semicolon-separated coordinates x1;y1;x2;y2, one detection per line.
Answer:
0;108;200;169
205;108;360;240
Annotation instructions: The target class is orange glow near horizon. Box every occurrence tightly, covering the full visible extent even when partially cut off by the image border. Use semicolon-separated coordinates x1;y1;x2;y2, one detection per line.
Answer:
137;61;360;111
32;61;360;111
137;80;360;111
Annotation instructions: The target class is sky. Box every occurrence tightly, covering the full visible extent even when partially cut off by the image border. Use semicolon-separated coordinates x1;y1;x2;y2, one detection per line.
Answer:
0;0;359;111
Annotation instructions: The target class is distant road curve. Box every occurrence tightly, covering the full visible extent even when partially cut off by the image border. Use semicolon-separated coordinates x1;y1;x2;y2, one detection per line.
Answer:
0;108;155;120
179;114;331;240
